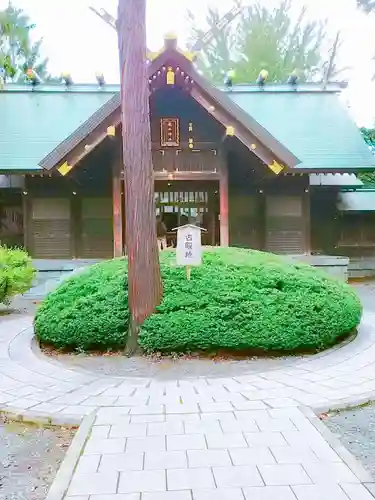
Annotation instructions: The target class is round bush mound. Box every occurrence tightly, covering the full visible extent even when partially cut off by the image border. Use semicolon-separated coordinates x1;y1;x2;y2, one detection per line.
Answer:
35;248;362;353
35;259;129;351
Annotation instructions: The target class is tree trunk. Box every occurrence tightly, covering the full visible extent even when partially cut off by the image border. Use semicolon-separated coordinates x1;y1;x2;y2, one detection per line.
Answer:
117;0;163;356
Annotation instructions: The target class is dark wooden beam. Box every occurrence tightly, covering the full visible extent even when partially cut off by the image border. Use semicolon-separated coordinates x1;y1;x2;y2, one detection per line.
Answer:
153;171;220;181
219;151;229;247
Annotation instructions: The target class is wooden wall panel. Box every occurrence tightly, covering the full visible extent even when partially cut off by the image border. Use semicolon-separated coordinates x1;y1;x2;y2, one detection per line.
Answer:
265;195;305;254
30;198;72;258
229;195;263;249
80;198;113;259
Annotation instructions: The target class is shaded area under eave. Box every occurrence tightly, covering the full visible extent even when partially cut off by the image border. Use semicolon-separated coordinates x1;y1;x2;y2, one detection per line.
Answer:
229;91;375;172
338;190;375;211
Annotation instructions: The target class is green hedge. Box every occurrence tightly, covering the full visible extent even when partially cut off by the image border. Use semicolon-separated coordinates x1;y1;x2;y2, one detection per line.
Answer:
35;248;362;353
34;258;129;351
0;246;35;304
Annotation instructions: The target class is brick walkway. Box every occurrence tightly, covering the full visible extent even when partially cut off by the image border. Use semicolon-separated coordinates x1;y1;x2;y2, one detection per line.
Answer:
2;314;375;498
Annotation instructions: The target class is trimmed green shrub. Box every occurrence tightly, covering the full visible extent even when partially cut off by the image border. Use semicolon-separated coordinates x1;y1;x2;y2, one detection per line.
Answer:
35;248;362;353
0;246;35;304
35;259;129;350
140;249;361;353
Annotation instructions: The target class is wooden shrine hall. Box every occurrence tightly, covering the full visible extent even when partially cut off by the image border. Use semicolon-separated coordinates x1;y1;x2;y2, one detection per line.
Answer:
1;35;375;264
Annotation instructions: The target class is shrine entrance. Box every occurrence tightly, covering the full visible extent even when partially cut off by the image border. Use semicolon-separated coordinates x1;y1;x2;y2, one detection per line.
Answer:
154;180;220;247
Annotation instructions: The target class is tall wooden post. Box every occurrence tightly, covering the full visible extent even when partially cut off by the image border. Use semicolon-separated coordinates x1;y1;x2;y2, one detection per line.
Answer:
117;0;163;355
219;152;229;247
112;162;123;258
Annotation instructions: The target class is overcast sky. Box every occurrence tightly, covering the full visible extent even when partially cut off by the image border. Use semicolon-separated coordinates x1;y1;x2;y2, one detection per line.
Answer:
2;0;375;126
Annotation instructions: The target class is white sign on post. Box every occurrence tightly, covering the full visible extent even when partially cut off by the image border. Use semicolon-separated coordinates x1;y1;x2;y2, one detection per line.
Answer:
173;224;206;280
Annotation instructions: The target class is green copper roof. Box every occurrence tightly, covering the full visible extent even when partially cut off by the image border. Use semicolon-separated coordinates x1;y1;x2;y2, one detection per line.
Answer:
0;82;374;173
0;87;115;172
228;91;375;171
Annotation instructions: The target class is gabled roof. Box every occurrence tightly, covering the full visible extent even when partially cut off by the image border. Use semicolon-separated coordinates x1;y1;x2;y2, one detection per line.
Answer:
0;42;374;174
0;87;116;172
229;90;375;171
39;47;300;173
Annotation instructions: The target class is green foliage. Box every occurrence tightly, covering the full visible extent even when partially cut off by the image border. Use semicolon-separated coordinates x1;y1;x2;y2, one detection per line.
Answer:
139;249;361;353
188;0;347;85
35;249;361;355
0;245;35;304
0;3;53;82
35;259;129;351
358;128;375;186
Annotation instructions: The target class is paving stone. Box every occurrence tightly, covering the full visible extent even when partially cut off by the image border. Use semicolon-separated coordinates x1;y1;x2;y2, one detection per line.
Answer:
255;416;297;432
258;464;312;486
65;496;89;500
193;488;245;499
75;454;101;474
302;462;361;484
109;423;147;438
84;437;126;455
147;421;184;436
244;432;287;448
166;414;201;423
229;447;276;466
99;452;144;472
292;484;350;500
167;434;206;451
67;471;119;496
243;485;297;500
145;450;188;470
220;419;259;433
187;449;231;467
184;420;222;435
131;414;166;424
232;400;268;411
118;469;166;493
167;468;215;490
270;445;320;464
126;436;166;453
200;413;237;424
90;425;111;439
205;433;247;449
89;495;140;500
130;405;164;415
212;465;264;488
142;492;192;500
341;483;375;500
199;402;234;413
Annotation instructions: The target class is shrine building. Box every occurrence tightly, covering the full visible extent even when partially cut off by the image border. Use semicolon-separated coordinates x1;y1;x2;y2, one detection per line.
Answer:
1;35;375;277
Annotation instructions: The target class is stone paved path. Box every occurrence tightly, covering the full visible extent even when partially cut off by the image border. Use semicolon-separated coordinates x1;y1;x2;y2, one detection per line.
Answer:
2;313;375;497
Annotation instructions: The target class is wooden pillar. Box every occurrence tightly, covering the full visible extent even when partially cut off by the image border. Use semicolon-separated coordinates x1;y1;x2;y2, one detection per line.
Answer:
303;188;311;255
112;162;123;257
219;152;229;247
22;192;30;252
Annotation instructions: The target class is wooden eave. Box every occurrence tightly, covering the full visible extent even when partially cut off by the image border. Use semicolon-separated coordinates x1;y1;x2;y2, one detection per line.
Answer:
40;47;301;173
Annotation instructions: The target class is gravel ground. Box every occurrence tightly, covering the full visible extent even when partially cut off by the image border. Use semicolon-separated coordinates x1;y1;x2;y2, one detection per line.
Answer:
0;416;75;500
324;404;375;480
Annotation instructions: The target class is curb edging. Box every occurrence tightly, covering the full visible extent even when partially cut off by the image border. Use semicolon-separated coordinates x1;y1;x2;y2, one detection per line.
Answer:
45;412;96;500
0;406;83;427
301;406;375;494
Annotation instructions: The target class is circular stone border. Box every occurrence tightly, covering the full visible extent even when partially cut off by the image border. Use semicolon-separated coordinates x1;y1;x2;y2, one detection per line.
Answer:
1;312;375;419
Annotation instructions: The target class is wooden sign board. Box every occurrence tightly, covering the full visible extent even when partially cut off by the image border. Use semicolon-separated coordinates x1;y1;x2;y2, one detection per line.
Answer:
174;225;206;275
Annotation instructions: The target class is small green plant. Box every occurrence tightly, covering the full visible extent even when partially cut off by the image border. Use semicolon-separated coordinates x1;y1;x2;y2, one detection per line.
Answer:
35;248;362;354
0;246;35;304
